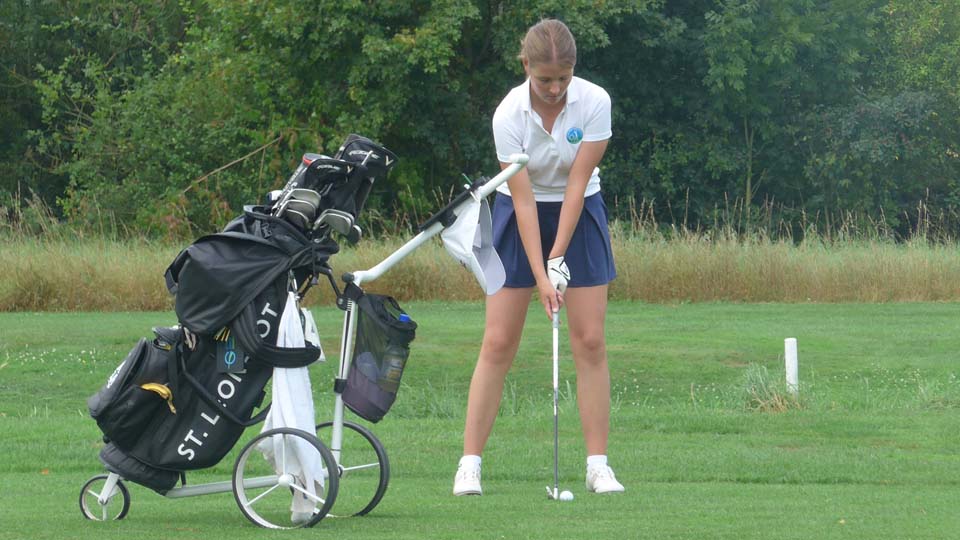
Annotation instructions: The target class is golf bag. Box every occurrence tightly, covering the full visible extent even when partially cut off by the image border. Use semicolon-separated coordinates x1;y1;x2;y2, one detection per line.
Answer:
90;266;323;494
341;285;417;423
91;326;276;493
87;134;397;494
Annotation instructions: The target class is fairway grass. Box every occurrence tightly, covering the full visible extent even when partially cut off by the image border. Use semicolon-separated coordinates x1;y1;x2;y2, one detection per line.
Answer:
2;302;960;539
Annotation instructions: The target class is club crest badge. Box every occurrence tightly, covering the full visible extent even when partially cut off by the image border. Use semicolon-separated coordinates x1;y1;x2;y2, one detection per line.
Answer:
566;127;583;144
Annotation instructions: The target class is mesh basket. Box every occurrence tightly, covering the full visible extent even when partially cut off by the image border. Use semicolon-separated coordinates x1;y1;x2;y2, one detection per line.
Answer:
342;293;416;422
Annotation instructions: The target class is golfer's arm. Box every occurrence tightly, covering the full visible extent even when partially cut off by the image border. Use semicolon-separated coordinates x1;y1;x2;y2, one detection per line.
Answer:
501;163;550;287
549;140;609;259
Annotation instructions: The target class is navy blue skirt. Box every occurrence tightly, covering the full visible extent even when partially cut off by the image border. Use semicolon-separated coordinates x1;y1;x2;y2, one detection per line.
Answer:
491;192;617;288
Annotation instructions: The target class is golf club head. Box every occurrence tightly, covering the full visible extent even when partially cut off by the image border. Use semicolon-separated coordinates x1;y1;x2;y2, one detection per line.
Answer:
546;486;557;500
313;208;353;235
264;189;284;207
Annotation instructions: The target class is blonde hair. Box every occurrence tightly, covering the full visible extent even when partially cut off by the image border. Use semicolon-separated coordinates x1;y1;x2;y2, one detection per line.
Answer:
518;19;577;68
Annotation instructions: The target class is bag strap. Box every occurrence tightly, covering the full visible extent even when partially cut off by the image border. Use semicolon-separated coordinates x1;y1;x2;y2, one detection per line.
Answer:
172;341;271;427
231;304;323;368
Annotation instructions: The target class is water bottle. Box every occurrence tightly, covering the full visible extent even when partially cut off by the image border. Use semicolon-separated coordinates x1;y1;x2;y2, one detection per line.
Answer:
378;314;411;393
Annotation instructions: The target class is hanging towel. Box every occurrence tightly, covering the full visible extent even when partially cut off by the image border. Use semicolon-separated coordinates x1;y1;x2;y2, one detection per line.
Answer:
258;291;325;520
301;307;324;356
440;196;505;295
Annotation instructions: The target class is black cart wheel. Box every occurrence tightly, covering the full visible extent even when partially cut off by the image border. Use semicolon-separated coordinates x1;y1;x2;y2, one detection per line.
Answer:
232;428;339;529
315;420;390;516
79;474;131;521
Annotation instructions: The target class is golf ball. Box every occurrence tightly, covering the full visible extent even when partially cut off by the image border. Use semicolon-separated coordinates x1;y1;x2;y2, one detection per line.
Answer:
559;490;574;501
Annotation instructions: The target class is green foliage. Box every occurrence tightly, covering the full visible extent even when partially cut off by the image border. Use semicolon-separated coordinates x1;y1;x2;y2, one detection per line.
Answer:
29;0;653;235
870;0;960;215
3;0;960;238
799;91;949;224
21;0;202;233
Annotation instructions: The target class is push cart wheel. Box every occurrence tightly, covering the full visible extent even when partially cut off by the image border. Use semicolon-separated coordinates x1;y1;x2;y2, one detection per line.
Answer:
79;474;131;521
315;420;390;516
232;428;339;529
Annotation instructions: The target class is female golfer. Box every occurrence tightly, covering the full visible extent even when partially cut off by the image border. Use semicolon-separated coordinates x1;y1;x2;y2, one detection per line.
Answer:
454;18;623;496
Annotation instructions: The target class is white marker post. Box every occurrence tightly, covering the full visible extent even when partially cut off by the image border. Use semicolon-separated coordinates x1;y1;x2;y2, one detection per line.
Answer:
784;338;799;397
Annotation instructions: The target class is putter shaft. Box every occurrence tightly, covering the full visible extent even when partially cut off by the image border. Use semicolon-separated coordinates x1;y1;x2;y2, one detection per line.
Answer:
552;311;560;499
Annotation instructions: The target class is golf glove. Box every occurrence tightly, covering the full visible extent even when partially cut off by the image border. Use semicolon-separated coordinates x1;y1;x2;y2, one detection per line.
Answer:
547;256;570;293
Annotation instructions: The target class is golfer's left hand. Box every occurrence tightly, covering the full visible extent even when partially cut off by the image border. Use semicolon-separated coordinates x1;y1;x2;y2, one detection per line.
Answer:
547;256;570;294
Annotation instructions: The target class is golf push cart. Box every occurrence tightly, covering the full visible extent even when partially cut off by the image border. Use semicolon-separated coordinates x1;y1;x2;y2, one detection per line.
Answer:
79;134;528;529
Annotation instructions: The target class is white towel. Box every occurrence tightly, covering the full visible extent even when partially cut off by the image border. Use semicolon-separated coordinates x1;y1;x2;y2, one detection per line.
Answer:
258;291;324;518
301;307;324;359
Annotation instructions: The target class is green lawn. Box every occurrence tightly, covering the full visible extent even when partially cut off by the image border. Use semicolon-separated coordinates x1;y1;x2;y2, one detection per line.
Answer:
1;302;960;539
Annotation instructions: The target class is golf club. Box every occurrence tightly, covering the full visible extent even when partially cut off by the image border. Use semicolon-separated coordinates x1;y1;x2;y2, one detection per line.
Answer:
545;310;564;501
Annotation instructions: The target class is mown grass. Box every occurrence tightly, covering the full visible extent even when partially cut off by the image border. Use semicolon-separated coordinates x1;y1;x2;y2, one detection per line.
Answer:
2;303;960;539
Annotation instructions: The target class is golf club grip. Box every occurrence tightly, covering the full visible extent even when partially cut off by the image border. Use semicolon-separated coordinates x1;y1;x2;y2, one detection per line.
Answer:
552;312;559;389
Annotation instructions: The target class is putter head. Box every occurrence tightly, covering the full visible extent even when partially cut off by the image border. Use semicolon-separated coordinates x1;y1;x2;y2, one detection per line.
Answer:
546;486;557;500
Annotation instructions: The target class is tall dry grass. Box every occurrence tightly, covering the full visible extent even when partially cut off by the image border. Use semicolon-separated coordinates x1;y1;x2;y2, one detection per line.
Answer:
607;196;960;302
5;195;960;311
0;238;178;311
0;236;493;311
5;232;960;311
610;228;960;303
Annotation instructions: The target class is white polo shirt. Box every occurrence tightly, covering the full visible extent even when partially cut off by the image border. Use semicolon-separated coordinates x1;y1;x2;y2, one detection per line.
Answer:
492;76;611;202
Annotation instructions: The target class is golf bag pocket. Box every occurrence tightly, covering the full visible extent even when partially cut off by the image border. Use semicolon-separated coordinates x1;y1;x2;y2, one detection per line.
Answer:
88;336;176;451
129;337;274;471
342;293;416;422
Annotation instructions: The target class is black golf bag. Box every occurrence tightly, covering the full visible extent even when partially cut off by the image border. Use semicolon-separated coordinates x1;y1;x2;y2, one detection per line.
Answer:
88;135;398;494
91;325;277;493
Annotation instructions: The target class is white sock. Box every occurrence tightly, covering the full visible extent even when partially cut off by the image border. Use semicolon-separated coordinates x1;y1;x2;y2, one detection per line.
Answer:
459;454;482;469
586;455;608;469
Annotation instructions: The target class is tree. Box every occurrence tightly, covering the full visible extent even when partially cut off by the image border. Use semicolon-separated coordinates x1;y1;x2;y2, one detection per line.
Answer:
9;0;960;238
42;0;652;235
18;0;197;228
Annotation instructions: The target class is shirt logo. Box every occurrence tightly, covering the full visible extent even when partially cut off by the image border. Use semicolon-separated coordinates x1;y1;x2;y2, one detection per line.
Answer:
566;127;583;144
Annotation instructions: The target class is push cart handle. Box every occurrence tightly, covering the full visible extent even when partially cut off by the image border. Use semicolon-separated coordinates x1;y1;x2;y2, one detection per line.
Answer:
348;153;528;286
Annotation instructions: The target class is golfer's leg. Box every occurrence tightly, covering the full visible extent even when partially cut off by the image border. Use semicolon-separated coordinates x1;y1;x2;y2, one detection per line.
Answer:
463;287;532;455
564;285;610;456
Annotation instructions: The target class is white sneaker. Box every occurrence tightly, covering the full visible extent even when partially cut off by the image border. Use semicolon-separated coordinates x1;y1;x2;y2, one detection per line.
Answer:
453;463;482;496
586;464;625;493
